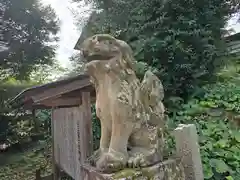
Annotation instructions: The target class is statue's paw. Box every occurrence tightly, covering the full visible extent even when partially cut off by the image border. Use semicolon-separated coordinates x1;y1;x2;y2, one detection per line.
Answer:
127;148;161;168
94;148;108;157
96;151;128;173
88;148;108;166
127;154;148;168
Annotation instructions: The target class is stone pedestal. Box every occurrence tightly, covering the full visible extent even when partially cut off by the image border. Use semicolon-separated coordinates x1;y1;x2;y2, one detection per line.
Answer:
82;159;185;180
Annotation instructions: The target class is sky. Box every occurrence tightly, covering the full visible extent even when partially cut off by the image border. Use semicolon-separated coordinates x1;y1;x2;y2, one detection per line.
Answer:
227;15;240;34
41;0;240;69
41;0;90;69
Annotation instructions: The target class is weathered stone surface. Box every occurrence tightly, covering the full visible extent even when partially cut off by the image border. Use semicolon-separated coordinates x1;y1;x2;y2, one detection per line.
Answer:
80;34;166;173
174;124;204;180
82;159;185;180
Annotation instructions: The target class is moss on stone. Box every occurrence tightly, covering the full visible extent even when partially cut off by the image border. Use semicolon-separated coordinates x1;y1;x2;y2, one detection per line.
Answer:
112;168;156;180
141;169;156;180
110;159;185;180
112;168;140;179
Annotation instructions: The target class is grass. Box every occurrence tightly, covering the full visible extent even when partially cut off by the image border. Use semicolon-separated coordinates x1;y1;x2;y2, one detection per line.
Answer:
0;143;51;180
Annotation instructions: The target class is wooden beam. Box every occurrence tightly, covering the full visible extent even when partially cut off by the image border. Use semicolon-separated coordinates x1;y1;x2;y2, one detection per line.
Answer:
38;97;82;107
31;79;91;103
22;90;95;110
51;87;95;99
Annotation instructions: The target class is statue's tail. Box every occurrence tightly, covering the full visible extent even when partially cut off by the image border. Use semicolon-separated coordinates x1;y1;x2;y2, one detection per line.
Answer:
141;70;164;102
139;70;165;126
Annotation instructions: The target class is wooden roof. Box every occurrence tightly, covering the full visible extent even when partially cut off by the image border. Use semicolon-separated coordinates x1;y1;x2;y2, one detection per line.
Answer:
74;11;101;50
10;74;95;109
225;32;240;42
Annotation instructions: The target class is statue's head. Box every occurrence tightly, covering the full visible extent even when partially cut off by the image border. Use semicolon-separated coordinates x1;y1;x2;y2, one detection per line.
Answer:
80;34;135;70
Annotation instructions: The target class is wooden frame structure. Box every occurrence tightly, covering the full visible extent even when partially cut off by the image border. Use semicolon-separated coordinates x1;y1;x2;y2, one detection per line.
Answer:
10;74;95;180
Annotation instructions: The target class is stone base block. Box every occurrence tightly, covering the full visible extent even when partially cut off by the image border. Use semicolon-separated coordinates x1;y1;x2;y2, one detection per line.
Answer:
82;159;185;180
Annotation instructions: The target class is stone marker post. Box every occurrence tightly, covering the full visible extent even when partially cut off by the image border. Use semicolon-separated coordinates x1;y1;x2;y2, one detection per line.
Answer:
174;124;204;180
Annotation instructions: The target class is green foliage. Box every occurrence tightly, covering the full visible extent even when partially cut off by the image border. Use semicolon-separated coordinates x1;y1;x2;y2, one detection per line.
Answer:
0;0;61;148
30;63;69;84
91;105;101;150
7;116;34;145
74;0;239;99
216;56;240;83
0;0;59;80
0;77;50;147
168;81;240;180
0;78;37;144
0;144;52;180
0;79;51;146
0;78;38;113
0;109;52;179
6;109;51;146
69;52;86;74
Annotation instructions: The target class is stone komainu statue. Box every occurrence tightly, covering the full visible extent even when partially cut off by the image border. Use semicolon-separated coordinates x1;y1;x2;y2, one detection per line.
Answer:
80;34;166;173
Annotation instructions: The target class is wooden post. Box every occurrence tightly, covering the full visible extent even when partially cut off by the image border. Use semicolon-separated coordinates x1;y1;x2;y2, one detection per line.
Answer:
77;92;93;180
51;108;61;180
174;124;204;180
31;109;35;128
35;169;41;180
32;109;39;133
81;91;93;158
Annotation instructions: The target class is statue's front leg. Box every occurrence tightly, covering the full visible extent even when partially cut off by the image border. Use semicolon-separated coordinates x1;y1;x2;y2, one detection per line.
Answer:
89;106;111;166
96;105;134;173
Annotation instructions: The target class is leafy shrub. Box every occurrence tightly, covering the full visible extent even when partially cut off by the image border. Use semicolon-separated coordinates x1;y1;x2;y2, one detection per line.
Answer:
0;78;40;145
91;105;101;150
216;57;240;84
2;109;51;148
76;0;240;99
168;82;240;180
0;78;38;113
0;144;52;180
7;117;34;145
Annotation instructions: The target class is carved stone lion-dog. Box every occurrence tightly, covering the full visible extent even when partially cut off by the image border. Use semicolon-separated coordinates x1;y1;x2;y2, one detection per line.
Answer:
80;34;166;173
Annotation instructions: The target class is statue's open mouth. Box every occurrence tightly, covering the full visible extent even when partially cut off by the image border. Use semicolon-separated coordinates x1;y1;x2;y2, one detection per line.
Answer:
85;54;114;62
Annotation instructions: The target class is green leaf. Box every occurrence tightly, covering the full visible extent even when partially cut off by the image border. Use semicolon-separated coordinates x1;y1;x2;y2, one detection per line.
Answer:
226;176;234;180
233;131;240;143
216;139;228;148
209;159;229;173
203;164;214;179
